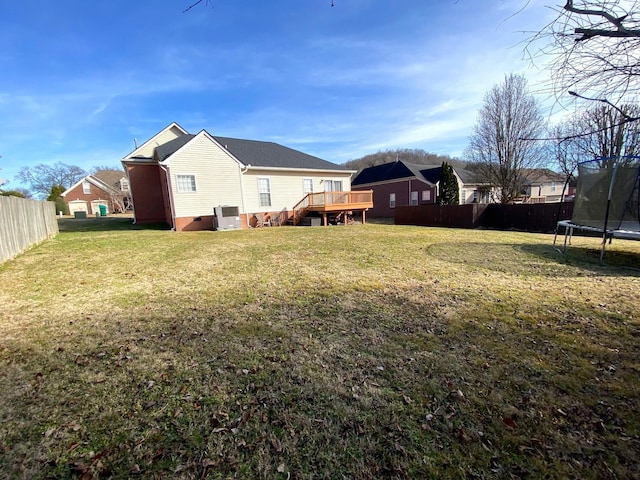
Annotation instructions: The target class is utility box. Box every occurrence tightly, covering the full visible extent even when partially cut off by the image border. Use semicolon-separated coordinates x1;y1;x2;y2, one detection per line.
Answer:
299;217;321;226
74;211;87;219
213;206;241;230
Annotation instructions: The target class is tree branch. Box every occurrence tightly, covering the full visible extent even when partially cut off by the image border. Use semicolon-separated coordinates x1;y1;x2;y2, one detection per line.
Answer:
565;0;626;29
183;0;208;14
575;27;640;39
565;0;640;40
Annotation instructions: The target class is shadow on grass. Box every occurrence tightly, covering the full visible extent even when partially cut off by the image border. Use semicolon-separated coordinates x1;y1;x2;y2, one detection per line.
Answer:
517;242;640;274
57;216;170;233
3;286;639;479
425;241;640;277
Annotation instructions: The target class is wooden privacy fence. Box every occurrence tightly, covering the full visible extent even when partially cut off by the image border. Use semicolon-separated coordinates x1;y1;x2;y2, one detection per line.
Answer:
396;202;574;233
0;196;59;264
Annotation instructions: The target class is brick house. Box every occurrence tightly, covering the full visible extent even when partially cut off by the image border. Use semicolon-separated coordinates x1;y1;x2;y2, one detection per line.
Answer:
61;170;130;215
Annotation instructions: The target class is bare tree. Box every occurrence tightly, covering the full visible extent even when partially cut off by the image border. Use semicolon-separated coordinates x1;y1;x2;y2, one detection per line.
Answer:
91;165;123;174
466;74;546;204
551;103;640;170
16;162;86;199
530;1;640;101
548;123;582;179
572;103;640;161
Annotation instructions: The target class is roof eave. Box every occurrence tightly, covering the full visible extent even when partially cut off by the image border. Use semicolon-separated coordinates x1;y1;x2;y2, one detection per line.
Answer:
121;122;189;160
245;165;354;174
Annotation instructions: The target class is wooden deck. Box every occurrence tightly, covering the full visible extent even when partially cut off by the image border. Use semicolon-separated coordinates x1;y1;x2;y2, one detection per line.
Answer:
292;190;373;226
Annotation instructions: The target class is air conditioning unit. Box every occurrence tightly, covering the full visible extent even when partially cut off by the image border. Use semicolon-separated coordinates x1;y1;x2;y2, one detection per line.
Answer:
213;205;241;230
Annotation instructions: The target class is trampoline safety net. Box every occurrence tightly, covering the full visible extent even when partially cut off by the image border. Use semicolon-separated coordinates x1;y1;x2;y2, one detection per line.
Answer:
572;159;640;233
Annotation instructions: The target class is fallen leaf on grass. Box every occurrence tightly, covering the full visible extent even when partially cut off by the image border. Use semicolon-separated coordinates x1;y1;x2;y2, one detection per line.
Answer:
202;458;217;468
270;435;283;453
174;464;188;473
457;428;473;444
277;463;286;473
502;417;517;429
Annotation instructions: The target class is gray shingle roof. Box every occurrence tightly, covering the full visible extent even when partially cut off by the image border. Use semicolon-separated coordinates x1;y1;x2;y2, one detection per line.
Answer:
522;168;566;185
212;136;347;170
352;161;442;186
455;167;484;184
93;170;127;192
155;134;196;161
154;131;346;171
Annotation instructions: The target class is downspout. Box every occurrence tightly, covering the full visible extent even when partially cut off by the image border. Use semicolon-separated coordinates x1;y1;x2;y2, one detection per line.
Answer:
159;163;176;231
239;163;250;227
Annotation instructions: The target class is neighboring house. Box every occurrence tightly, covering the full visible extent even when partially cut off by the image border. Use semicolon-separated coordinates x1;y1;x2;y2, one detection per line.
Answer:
351;161;442;217
61;170;131;216
121;123;358;231
351;160;495;217
518;169;569;203
351;161;569;215
456;168;494;205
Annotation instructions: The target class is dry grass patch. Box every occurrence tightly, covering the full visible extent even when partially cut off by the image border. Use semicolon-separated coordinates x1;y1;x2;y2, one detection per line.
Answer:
1;218;639;479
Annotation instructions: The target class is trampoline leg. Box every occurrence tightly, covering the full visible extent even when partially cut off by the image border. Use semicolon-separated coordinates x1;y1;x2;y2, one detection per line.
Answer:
599;233;609;263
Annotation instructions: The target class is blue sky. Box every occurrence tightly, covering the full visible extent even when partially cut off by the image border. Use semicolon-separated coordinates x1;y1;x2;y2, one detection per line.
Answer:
0;0;557;190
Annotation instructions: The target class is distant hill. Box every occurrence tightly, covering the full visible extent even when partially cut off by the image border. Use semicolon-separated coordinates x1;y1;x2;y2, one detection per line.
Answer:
344;149;469;174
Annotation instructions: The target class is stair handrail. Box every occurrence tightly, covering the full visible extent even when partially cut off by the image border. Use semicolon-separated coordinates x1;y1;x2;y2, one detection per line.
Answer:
292;193;311;225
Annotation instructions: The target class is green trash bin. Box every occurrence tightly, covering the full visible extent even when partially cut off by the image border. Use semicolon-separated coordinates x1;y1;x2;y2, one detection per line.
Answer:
99;204;107;217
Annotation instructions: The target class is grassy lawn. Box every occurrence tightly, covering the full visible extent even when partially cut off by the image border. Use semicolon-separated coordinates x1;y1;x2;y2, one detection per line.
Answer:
1;217;639;479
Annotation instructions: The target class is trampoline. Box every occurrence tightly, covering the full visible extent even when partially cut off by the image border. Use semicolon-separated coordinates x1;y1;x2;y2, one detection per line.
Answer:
554;157;640;261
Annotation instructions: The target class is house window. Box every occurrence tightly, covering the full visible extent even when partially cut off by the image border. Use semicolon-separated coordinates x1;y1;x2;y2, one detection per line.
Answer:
120;178;129;192
176;174;197;193
258;177;271;207
461;189;467;203
472;190;479;203
324;180;343;192
82;181;91;194
410;191;418;206
303;178;313;194
421;190;431;202
389;193;396;208
551;181;557;192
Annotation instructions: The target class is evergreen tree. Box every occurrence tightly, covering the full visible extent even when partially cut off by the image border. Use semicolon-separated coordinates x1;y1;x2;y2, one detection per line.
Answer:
46;184;66;201
47;184;68;215
438;162;459;205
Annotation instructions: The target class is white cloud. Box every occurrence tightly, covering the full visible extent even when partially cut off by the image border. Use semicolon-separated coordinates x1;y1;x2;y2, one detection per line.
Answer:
1;0;569;192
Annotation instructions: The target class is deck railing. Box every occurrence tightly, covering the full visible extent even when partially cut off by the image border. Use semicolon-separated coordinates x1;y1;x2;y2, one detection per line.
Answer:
292;190;373;225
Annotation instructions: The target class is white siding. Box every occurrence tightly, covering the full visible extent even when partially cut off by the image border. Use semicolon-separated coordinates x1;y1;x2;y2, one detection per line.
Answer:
168;135;244;217
243;171;352;212
128;126;186;159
